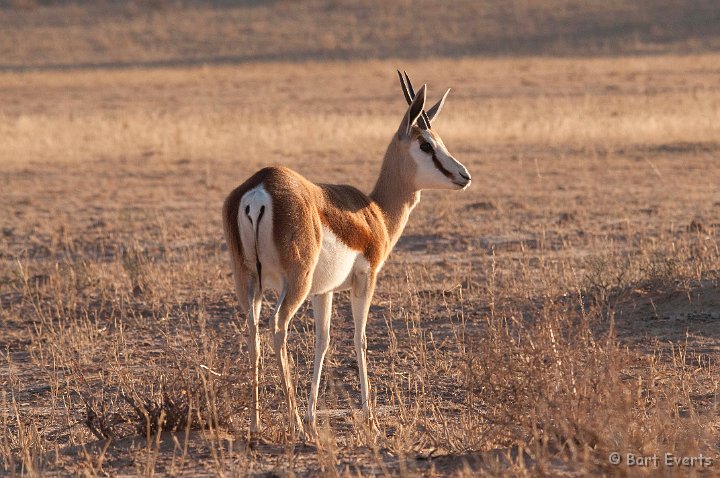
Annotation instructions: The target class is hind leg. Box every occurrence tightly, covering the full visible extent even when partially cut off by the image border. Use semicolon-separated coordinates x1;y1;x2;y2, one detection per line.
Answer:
272;276;311;440
245;277;263;436
231;262;265;438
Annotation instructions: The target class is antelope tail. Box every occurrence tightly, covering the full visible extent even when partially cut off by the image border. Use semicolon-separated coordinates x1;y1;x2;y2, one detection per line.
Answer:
253;205;265;290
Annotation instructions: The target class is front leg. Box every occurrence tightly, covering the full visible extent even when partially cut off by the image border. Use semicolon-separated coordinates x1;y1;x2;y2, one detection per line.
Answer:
305;291;333;438
351;268;377;420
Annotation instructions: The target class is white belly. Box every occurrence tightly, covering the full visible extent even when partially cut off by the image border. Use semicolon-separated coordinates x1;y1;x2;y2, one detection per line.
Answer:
310;225;363;295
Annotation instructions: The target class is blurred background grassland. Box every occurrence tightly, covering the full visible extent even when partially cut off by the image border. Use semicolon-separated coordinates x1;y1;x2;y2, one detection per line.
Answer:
2;0;720;69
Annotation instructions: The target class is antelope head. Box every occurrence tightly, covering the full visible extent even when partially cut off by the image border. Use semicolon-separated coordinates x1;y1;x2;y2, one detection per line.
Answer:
396;71;471;191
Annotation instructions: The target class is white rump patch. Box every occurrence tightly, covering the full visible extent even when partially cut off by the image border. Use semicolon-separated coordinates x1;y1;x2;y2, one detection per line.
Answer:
238;184;284;292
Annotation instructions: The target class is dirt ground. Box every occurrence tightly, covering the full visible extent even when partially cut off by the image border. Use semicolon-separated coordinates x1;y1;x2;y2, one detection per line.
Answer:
1;2;720;477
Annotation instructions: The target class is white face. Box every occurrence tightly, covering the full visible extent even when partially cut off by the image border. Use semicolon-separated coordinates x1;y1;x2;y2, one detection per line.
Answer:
409;130;471;191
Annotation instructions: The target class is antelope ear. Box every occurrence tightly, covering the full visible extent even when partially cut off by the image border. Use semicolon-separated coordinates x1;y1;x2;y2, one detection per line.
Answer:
427;88;450;123
398;84;426;139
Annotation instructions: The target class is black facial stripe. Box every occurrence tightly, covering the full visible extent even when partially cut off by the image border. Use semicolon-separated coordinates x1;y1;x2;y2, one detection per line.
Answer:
431;152;454;179
420;141;433;153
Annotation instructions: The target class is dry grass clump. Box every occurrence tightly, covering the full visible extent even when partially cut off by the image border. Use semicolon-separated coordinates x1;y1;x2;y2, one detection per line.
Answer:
1;237;253;475
462;230;720;473
470;297;716;475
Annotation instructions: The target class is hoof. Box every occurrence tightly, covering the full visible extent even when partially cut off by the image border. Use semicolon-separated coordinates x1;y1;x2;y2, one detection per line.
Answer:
248;432;272;449
360;412;382;441
302;418;319;442
297;429;310;445
279;424;307;444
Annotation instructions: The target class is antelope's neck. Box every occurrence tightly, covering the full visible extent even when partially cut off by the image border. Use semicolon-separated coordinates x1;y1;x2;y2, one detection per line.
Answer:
369;141;420;252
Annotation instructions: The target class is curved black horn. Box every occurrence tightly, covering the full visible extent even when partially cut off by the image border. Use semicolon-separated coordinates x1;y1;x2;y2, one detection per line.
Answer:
400;70;430;129
397;70;413;105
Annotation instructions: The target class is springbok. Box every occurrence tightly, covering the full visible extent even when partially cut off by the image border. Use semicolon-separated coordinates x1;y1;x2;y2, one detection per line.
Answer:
222;72;471;440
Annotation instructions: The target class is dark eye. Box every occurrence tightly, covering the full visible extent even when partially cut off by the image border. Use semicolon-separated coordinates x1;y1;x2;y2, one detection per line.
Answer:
420;142;434;153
